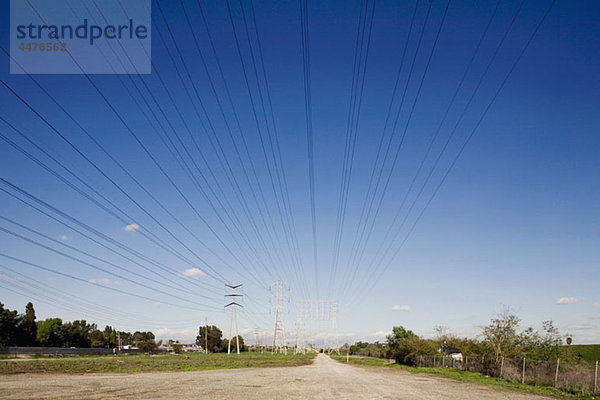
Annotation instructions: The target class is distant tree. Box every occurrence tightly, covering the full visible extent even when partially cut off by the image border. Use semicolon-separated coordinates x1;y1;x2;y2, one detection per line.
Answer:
228;335;245;352
103;326;117;348
117;331;133;346
220;338;229;353
0;302;21;346
482;308;520;362
17;302;37;346
348;344;360;354
89;330;105;348
518;320;565;361
133;331;157;352
62;320;93;347
196;325;222;353
386;326;420;365
167;339;182;353
36;318;64;347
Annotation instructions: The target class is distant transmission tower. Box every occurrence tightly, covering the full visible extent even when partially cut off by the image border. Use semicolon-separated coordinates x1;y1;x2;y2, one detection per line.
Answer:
272;280;287;354
225;283;243;355
330;301;339;355
295;300;306;354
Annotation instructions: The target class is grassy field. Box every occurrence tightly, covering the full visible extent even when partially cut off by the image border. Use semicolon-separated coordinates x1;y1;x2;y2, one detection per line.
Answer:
568;345;600;363
0;352;316;374
331;355;596;400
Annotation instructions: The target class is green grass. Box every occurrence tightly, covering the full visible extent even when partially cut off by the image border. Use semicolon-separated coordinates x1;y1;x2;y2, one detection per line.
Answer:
0;352;316;374
331;355;597;400
568;345;600;364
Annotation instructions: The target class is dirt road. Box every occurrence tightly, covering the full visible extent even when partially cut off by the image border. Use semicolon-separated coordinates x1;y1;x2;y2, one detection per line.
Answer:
0;354;550;399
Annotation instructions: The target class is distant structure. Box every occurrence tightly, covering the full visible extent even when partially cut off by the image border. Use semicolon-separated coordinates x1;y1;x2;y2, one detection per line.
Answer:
272;280;287;354
225;283;243;355
440;346;463;362
295;300;307;354
295;299;338;354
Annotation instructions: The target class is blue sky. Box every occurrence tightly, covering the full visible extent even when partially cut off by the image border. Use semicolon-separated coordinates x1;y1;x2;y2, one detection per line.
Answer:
0;0;599;345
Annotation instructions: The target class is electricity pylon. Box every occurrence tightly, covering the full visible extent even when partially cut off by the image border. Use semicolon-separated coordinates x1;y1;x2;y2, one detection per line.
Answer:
225;283;243;355
272;280;286;354
295;300;306;354
297;299;338;353
330;301;339;355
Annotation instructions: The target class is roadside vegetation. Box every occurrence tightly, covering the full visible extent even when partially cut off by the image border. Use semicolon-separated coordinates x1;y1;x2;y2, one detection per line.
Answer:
1;301;245;353
0;352;316;374
331;354;595;400
338;309;598;398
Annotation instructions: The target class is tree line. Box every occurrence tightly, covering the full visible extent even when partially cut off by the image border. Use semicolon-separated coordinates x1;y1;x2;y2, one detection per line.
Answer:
350;309;575;366
0;302;158;352
195;325;246;353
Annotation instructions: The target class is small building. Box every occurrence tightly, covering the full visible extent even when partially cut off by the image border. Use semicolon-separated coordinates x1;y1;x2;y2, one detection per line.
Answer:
440;346;463;362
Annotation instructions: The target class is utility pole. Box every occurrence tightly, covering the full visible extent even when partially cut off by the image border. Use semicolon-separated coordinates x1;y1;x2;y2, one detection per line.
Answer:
116;332;122;353
254;328;259;352
225;283;243;355
272;280;286;354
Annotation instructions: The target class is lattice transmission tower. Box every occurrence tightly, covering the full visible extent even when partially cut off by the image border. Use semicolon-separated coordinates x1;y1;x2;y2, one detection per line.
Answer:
295;300;307;354
272;280;287;354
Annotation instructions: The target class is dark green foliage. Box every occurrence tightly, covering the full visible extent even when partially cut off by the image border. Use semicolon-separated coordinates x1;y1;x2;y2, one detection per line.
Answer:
348;341;386;356
0;300;142;350
36;318;64;347
63;320;94;347
0;303;21;346
88;329;105;348
102;326;117;348
222;335;245;353
386;326;433;366
117;331;133;346
196;325;222;353
133;331;157;352
18;302;37;346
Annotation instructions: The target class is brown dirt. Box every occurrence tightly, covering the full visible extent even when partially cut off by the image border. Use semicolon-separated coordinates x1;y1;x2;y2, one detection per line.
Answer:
0;353;551;399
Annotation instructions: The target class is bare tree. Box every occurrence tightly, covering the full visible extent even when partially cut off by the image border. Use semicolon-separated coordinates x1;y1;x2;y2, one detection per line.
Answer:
482;308;520;362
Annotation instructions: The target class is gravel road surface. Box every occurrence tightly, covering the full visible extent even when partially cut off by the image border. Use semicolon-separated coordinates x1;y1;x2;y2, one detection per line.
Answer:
0;353;550;399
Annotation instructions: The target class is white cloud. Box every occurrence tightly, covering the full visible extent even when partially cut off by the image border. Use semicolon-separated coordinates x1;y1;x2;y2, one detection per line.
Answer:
124;223;140;232
180;268;205;278
392;305;411;312
591;315;600;320
58;235;70;241
593;302;600;308
556;297;582;304
568;324;594;331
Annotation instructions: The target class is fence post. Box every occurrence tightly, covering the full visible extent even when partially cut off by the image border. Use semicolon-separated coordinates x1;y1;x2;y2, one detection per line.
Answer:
465;355;468;371
521;357;526;384
442;355;445;368
594;360;598;395
554;358;560;388
500;356;504;378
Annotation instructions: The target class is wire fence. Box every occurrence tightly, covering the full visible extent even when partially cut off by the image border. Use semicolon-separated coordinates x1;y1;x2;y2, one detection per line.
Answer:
416;355;598;395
